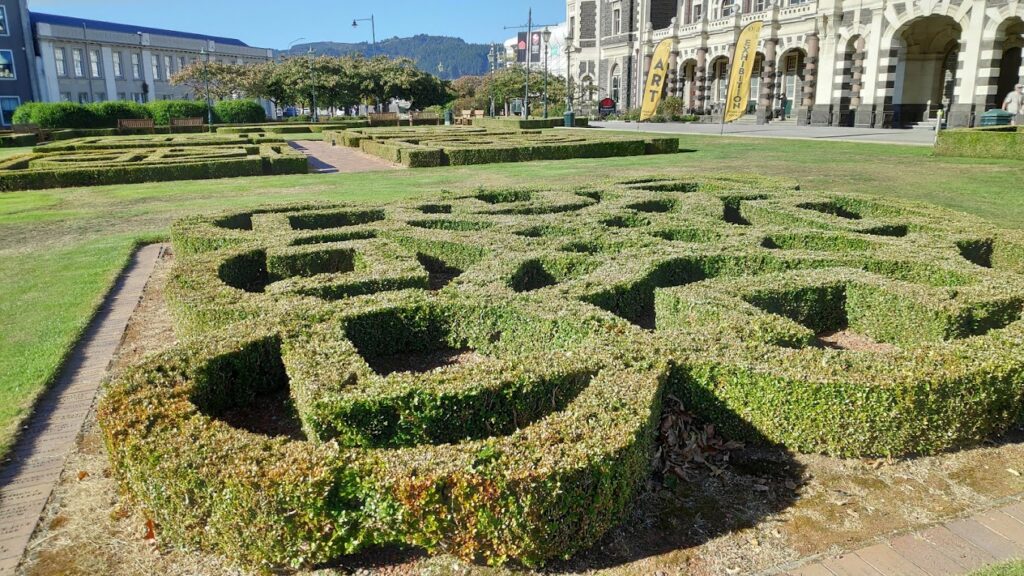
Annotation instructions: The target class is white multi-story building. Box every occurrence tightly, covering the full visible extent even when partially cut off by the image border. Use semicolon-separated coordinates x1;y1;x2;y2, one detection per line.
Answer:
566;0;1024;127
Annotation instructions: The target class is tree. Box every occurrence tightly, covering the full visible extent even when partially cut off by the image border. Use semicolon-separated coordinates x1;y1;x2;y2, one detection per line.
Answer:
480;67;567;115
171;61;245;100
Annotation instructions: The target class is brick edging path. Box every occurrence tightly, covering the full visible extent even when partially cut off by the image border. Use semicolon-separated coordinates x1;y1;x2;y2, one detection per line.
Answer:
0;243;166;576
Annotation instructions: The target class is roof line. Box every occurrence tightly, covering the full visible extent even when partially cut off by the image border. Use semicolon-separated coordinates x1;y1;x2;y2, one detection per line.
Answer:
29;12;253;48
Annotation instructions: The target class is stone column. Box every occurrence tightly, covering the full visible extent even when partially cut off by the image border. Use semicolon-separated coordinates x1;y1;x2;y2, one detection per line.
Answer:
798;32;818;125
696;47;708;112
669;50;679;97
757;38;776;124
850;36;866;109
949;3;986;127
101;46;117;101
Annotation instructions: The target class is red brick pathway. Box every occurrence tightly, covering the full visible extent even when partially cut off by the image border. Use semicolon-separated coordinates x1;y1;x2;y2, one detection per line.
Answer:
780;501;1024;575
0;244;165;576
287;140;401;173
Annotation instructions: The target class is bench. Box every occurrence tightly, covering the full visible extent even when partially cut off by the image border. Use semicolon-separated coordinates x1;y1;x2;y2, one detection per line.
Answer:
13;123;45;139
117;118;156;133
170;117;204;127
369;112;400;126
410;111;440;126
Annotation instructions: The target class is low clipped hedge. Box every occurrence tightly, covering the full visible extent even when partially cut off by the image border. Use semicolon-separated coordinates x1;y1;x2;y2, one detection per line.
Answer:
104;176;1024;570
0;141;307;191
473;117;590;129
0;133;36;147
334;126;678;167
935;126;1024;160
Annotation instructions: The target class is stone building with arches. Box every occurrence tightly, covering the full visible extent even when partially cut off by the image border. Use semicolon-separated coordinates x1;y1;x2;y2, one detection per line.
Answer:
565;0;1024;128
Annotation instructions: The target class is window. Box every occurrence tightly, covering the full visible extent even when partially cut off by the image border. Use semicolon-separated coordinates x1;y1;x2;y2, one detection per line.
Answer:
113;52;123;78
163;55;172;78
0;6;9;37
0;97;19;125
179;56;187;71
789;0;809;4
0;50;15;79
72;48;84;77
720;0;736;17
754;0;768;10
693;2;704;21
612;9;621;34
54;48;67;76
95;92;106;102
78;92;89;104
131;53;141;79
89;49;101;77
117;92;126;101
60;92;72;102
611;75;620;103
570;16;576;37
131;92;144;103
152;54;160;80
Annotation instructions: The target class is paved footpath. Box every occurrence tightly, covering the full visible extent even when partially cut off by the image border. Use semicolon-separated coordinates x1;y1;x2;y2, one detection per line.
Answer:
776;500;1024;575
591;120;938;146
288;140;401;173
0;243;165;576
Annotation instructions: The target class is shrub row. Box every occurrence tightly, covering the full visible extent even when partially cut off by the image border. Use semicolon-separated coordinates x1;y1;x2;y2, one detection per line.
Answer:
334;126;679;167
103;177;1024;570
0;143;307;191
935;126;1024;160
472;116;590;129
12;99;268;129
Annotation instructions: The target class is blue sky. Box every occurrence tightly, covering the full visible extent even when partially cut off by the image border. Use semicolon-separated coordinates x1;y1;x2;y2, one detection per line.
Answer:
27;0;566;48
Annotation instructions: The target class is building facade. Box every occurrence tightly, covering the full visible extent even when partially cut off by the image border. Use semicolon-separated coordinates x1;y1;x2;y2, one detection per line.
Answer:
0;0;274;126
566;0;1024;128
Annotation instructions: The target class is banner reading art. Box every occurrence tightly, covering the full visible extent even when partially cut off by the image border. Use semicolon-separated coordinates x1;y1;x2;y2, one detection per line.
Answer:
640;39;674;122
724;21;764;123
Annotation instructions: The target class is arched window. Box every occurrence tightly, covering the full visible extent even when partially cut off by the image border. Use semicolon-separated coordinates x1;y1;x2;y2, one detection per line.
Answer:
612;74;621;104
720;0;736;18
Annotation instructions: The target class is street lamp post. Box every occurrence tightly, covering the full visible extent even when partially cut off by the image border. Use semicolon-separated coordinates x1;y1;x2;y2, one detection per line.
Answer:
308;46;318;122
488;44;497;117
352;16;376;56
542;27;551;119
200;48;213;131
565;32;574;114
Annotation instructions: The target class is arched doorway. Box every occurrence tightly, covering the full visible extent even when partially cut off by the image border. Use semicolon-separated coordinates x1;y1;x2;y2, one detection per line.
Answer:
994;18;1024;110
709;56;729;111
778;49;805;117
893;15;962;125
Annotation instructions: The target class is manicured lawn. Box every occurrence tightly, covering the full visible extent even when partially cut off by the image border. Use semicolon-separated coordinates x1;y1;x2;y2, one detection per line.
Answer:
0;133;1022;457
972;561;1024;576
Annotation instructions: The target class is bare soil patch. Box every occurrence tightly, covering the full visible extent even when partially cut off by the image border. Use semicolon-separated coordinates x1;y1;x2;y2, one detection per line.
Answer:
366;348;484;377
815;329;898;353
16;249;1024;575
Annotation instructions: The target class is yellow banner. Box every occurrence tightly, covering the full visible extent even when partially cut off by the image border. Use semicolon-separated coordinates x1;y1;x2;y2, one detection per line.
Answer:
724;21;764;123
640;39;674;122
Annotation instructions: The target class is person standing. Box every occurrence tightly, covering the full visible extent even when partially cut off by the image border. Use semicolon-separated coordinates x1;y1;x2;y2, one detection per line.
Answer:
1003;84;1023;125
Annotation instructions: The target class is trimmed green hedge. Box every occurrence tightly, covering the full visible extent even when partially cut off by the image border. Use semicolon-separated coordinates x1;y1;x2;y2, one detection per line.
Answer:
334;126;678;167
935;126;1024;160
212;100;266;124
0;141;306;191
0;133;36;147
473;117;590;129
104;176;1024;570
12;100;273;129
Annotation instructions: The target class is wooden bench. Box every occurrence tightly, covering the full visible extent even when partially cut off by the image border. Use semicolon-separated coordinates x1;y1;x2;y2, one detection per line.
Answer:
170;117;203;127
410;111;440;126
368;112;400;126
117;118;156;133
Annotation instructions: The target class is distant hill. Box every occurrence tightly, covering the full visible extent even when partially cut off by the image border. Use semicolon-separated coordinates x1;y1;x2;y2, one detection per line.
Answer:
281;35;492;79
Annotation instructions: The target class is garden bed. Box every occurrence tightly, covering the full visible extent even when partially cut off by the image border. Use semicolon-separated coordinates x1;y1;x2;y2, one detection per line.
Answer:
0;137;308;191
325;126;680;167
91;175;1024;571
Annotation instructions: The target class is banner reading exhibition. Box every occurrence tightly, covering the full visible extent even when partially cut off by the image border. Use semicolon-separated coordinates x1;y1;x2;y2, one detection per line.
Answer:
640;39;674;122
724;21;764;123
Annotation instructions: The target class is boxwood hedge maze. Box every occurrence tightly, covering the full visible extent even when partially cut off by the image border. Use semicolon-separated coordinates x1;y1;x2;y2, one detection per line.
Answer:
99;174;1024;570
0;133;307;191
325;126;681;167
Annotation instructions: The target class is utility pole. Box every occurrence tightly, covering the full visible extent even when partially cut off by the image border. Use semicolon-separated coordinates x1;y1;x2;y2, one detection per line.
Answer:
505;9;557;120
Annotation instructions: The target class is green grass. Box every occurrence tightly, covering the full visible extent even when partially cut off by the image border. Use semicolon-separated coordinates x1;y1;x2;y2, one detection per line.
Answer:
972;561;1024;576
0;133;1022;457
